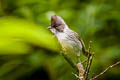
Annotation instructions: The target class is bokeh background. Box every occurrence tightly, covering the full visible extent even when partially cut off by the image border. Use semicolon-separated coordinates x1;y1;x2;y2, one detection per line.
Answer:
0;0;120;80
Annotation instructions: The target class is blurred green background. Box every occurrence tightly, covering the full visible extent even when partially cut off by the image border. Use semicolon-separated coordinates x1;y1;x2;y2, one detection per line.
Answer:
0;0;120;80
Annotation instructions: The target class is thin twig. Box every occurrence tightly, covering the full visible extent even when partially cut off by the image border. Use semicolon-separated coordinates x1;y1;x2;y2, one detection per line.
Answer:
84;54;90;79
90;61;120;80
84;41;93;80
72;72;79;79
86;54;94;80
82;59;87;64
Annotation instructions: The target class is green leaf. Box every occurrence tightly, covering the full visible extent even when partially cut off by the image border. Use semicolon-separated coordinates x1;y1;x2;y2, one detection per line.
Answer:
0;17;59;54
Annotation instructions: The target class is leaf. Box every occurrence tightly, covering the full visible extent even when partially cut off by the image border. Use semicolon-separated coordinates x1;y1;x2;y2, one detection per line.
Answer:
0;17;59;54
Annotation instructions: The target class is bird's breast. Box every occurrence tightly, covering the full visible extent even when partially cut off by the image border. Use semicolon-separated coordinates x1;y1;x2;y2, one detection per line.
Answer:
56;32;82;56
56;32;72;50
56;32;67;40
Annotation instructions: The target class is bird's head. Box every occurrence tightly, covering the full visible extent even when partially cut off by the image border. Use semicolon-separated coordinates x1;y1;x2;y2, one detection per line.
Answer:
48;15;69;34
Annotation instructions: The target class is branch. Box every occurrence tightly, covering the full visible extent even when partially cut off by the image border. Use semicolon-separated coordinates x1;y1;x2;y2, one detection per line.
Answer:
72;72;79;79
61;40;94;80
81;59;87;64
90;61;120;80
61;53;78;71
84;53;94;80
77;61;85;80
84;41;94;80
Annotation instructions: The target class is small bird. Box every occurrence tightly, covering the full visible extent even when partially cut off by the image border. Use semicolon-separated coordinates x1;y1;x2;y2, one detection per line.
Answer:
48;15;88;58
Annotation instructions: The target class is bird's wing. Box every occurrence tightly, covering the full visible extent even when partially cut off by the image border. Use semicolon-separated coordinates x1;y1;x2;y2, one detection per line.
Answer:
73;31;88;56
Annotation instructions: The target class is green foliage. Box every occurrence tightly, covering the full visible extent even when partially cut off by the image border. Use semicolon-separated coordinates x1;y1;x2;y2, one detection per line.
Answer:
0;17;59;54
0;0;120;80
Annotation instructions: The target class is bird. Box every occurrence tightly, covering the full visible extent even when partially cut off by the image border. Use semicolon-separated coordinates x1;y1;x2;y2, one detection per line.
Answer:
48;15;88;58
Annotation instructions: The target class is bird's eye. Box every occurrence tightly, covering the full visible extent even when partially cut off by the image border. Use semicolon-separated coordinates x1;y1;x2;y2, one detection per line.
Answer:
53;25;57;27
55;24;62;27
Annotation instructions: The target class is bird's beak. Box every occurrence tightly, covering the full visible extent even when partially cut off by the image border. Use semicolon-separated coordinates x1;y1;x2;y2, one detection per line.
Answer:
47;26;52;29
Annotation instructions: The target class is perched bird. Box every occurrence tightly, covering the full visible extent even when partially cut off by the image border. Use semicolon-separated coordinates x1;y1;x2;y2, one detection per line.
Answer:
48;15;88;58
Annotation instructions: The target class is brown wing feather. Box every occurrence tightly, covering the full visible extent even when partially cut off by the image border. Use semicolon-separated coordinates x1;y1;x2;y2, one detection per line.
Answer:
74;32;88;56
